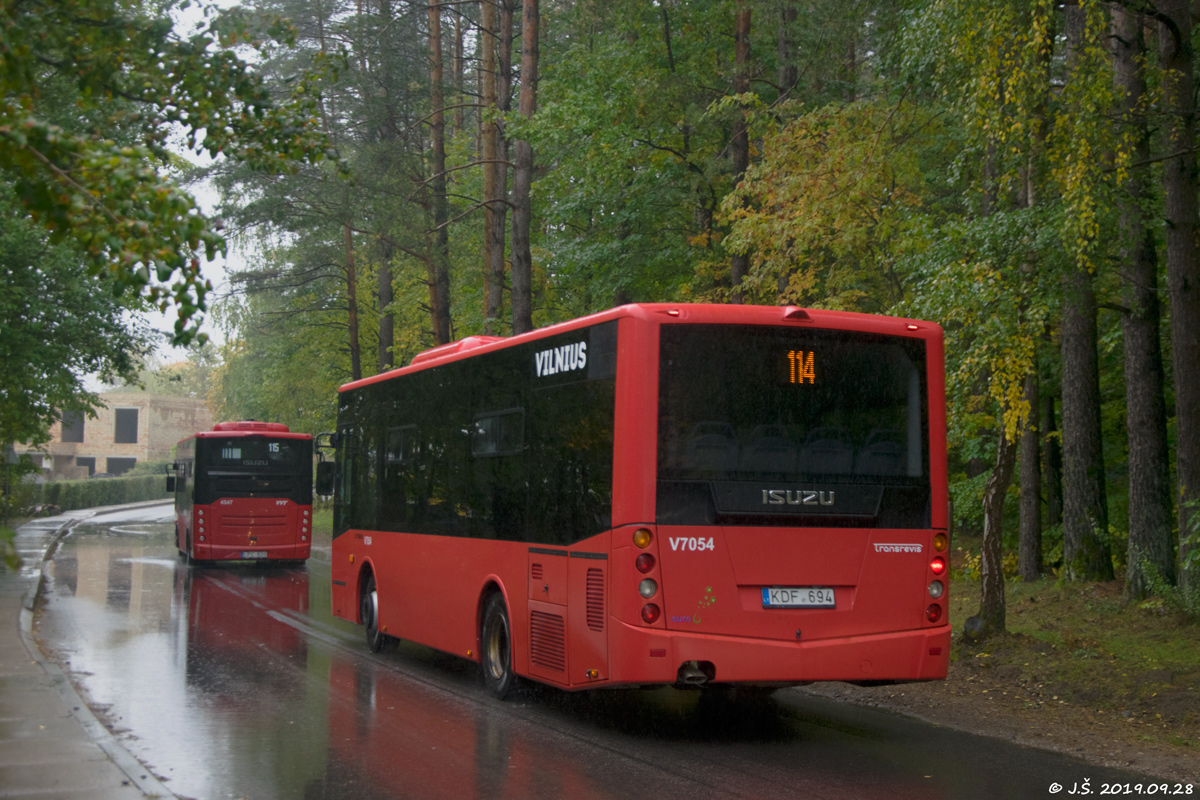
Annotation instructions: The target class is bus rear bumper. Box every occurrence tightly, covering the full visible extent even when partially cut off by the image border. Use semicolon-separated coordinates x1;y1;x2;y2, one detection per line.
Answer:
194;543;311;561
607;622;951;686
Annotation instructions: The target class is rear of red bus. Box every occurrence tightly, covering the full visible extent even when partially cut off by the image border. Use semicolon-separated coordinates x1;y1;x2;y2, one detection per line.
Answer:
606;306;950;687
173;421;314;563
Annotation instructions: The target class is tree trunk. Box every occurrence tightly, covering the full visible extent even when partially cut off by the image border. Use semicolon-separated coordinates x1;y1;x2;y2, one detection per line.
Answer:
1041;391;1062;529
510;0;538;335
840;32;857;103
453;7;465;135
344;222;362;382
428;0;452;346
660;6;676;73
1019;371;1042;580
481;0;502;332
729;0;751;303
486;0;513;332
777;2;797;97
1113;6;1174;598
1060;5;1113;583
1060;260;1114;581
1018;14;1050;582
1158;0;1200;590
378;238;394;371
980;429;1017;636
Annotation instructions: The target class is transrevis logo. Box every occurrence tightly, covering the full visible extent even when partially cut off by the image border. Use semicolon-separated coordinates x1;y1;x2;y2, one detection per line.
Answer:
873;543;923;553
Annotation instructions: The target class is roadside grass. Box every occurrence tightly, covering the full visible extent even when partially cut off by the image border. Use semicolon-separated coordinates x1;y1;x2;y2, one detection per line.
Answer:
313;508;333;543
948;533;1200;748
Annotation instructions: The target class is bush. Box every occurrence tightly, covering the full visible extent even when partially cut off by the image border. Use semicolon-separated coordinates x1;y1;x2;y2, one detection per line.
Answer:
127;460;172;477
22;474;170;513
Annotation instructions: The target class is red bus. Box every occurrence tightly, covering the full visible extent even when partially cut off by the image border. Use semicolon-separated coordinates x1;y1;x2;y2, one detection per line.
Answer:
169;421;314;564
320;304;949;697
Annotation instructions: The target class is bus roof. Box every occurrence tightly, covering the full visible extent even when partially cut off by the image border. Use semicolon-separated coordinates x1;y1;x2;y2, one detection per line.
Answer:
340;303;942;394
188;421;313;440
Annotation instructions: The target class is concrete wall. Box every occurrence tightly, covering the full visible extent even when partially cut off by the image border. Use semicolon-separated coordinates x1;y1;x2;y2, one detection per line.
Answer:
16;394;213;478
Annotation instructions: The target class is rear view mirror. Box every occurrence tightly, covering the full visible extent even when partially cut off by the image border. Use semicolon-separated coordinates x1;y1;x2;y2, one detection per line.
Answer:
316;460;335;496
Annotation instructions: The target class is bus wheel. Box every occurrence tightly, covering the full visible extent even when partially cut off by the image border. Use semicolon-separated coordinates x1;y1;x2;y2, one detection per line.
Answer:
361;574;388;653
480;593;515;699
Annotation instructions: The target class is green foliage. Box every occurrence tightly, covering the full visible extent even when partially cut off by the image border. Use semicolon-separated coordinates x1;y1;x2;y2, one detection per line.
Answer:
0;0;337;344
126;461;173;477
210;285;348;434
106;342;220;399
0;526;17;571
901;207;1059;441
0;187;150;454
722;98;944;311
1142;558;1200;622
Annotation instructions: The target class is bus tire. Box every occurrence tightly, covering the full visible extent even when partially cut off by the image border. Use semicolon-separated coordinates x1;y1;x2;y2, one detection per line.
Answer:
361;573;391;653
480;593;515;700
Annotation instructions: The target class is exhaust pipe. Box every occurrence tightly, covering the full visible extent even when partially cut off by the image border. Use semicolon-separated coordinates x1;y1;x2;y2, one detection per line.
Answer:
676;660;715;686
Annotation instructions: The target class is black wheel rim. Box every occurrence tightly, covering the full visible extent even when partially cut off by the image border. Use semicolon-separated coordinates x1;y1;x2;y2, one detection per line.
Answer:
484;608;509;684
363;579;380;646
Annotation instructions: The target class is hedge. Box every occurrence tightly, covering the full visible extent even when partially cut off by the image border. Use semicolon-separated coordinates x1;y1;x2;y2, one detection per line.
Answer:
28;474;171;513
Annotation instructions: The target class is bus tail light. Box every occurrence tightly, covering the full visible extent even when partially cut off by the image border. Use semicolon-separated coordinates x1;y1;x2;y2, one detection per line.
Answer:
929;556;946;575
638;579;658;598
641;603;660;624
933;532;948;551
633;528;653;549
926;604;942;623
928;580;944;599
635;553;655;573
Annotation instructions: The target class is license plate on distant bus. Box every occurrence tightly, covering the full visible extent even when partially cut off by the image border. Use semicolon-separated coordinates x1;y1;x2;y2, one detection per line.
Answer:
241;551;268;559
761;587;835;608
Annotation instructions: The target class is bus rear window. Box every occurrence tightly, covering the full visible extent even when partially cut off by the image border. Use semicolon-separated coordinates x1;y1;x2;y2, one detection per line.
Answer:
200;438;309;473
657;324;931;527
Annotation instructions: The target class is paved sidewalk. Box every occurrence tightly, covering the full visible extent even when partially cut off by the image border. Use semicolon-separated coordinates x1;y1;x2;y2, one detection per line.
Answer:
1;506;176;799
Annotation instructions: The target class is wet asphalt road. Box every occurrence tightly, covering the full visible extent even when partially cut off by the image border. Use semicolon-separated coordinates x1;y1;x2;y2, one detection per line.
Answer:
33;505;1161;800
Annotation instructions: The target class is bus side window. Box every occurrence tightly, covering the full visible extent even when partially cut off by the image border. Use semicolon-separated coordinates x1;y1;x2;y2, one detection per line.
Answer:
382;426;417;528
471;410;524;457
335;431;356;535
360;428;380;530
529;379;615;545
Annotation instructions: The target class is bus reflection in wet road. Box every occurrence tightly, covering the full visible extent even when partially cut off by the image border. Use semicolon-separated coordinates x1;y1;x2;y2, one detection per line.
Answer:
35;515;1156;800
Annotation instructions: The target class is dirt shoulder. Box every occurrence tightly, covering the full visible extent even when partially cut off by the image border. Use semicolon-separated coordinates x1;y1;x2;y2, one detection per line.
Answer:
802;578;1200;783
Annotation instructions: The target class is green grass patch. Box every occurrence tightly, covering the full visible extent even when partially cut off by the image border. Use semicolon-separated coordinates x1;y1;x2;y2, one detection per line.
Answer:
948;534;1200;741
312;508;333;543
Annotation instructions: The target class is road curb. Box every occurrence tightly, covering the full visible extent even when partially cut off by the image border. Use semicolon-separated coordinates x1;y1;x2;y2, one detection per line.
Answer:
18;508;179;800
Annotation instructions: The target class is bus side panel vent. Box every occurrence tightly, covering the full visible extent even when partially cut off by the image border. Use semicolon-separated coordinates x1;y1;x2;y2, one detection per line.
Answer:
586;568;605;632
531;562;543;581
529;611;566;672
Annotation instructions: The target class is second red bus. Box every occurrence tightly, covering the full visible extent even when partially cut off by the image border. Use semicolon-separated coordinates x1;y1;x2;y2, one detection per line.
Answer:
169;421;314;564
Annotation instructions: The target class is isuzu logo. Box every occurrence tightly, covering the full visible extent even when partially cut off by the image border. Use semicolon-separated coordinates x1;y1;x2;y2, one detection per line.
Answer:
761;489;835;506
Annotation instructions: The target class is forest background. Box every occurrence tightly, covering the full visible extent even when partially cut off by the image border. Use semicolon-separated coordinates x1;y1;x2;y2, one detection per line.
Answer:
4;0;1200;637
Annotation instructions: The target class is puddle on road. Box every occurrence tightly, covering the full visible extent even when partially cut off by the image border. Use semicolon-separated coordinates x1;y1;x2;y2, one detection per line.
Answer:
34;520;1165;800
